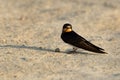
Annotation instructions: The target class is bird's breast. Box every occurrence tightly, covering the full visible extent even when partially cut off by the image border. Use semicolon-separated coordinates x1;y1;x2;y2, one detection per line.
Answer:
61;32;76;44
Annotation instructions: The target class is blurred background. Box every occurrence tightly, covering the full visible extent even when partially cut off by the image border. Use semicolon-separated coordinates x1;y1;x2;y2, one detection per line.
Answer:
0;0;119;45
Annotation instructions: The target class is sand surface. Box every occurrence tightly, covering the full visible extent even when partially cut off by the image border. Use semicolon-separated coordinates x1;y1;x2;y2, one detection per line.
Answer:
0;0;120;80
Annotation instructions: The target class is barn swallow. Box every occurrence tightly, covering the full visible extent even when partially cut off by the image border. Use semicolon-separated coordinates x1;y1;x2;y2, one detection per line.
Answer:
61;23;107;54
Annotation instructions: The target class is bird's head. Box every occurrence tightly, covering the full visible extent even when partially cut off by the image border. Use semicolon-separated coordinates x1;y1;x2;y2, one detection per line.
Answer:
62;23;72;33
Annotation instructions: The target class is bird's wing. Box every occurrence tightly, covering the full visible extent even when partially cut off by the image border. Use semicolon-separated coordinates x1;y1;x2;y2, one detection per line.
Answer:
71;31;105;53
76;39;105;53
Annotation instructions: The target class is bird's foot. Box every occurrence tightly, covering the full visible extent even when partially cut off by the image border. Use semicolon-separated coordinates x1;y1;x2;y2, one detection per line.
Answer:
68;47;77;53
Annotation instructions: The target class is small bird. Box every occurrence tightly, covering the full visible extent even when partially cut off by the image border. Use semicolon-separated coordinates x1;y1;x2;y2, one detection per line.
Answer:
61;23;107;54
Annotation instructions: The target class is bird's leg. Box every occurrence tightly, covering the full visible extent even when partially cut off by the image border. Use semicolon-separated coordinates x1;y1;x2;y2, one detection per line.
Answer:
67;47;78;54
73;47;77;52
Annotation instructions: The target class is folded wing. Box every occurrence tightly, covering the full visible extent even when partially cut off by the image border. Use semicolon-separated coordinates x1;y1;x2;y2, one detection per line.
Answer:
77;40;106;53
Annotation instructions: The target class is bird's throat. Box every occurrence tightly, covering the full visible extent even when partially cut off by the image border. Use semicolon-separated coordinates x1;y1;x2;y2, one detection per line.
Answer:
64;28;72;32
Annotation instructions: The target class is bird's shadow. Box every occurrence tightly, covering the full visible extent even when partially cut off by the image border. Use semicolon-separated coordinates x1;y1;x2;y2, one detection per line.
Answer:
0;45;96;55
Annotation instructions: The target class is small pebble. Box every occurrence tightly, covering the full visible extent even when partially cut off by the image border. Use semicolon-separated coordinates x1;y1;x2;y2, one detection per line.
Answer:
55;48;60;52
39;47;42;49
20;57;27;61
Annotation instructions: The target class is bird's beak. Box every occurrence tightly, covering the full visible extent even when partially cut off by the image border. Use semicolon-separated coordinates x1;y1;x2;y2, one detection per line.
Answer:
63;27;72;32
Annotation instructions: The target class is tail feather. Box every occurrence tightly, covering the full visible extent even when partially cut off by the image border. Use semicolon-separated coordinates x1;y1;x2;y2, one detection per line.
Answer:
97;49;108;54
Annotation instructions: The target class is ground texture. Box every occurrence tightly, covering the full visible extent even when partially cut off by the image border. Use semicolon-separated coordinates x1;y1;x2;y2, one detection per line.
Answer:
0;0;120;80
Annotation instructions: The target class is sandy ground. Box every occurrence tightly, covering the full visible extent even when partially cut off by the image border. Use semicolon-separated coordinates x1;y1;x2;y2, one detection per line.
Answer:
0;0;120;80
